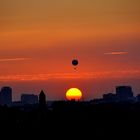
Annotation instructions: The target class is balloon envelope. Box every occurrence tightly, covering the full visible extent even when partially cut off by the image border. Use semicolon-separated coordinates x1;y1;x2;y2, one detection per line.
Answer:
72;59;78;66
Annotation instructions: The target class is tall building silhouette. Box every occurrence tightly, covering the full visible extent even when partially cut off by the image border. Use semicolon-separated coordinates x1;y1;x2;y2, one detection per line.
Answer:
39;90;46;109
0;86;12;106
116;86;133;101
136;94;140;102
21;94;38;105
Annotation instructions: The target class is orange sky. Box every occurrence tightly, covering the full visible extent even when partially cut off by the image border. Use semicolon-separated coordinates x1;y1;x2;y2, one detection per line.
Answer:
0;0;140;100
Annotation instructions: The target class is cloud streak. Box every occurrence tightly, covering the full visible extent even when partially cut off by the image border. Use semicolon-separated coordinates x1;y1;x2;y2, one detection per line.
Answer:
104;52;128;55
0;70;140;81
0;58;31;62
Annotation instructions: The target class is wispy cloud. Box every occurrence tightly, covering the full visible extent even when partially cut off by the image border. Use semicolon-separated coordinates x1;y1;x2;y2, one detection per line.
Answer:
104;52;128;55
0;58;31;62
0;70;140;81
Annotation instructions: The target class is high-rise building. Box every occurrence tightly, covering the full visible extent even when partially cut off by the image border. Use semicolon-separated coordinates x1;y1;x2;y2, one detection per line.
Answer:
0;86;12;106
21;94;38;104
39;90;46;109
116;86;133;101
136;94;140;102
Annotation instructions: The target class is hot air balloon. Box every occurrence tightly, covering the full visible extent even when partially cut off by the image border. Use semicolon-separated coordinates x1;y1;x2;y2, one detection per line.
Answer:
72;59;78;69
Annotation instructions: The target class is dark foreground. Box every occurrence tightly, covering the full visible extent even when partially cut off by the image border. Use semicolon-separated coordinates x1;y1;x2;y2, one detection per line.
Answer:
0;101;140;138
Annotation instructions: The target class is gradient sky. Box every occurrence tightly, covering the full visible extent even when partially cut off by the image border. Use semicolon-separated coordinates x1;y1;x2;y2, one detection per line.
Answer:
0;0;140;101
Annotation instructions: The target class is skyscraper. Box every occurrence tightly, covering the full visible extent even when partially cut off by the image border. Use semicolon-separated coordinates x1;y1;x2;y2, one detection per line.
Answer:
116;86;133;101
39;90;46;109
0;86;12;106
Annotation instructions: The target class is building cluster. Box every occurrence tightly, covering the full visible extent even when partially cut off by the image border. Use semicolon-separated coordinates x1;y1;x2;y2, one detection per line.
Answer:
0;86;46;107
103;86;138;102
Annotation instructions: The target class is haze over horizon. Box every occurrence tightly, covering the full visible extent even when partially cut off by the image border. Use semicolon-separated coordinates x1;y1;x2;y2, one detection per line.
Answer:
0;0;140;100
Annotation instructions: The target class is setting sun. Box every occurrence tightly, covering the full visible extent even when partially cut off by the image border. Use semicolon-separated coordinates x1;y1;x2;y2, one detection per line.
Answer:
66;88;82;101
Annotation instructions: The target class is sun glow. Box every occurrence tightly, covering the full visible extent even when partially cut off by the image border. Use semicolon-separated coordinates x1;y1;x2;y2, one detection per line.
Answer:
66;88;82;101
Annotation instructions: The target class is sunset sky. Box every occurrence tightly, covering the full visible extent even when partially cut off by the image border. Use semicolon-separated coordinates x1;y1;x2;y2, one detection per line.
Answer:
0;0;140;101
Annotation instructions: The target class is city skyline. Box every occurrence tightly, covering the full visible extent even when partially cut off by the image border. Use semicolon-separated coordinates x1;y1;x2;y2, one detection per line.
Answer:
0;0;140;100
0;84;140;102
